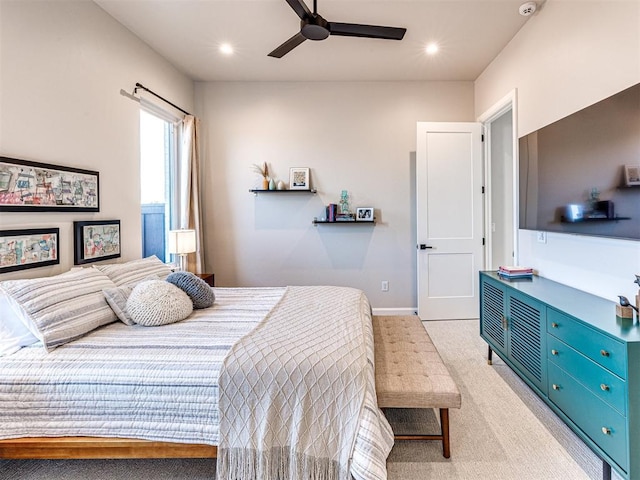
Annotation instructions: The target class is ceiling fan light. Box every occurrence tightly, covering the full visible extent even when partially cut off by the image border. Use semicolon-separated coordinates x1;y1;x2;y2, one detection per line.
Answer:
425;42;439;55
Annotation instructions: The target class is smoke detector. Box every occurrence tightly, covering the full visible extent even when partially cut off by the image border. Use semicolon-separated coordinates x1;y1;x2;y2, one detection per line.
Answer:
519;1;537;16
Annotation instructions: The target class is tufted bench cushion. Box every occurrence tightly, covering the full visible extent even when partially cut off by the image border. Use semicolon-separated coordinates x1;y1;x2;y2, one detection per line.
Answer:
373;315;461;457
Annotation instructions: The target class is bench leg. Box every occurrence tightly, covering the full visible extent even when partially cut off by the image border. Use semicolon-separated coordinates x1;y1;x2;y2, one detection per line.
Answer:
392;408;451;458
440;408;451;458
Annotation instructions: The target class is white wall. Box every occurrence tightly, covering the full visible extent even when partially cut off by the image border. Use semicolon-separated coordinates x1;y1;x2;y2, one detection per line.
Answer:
195;81;474;308
475;0;640;301
0;0;194;279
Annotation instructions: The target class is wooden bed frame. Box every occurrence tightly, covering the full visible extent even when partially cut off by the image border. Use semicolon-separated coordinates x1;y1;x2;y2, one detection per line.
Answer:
0;437;217;460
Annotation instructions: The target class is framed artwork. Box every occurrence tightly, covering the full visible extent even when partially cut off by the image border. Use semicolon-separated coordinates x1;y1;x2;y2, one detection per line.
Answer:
0;228;60;273
0;156;99;212
289;167;310;190
74;220;121;265
624;165;640;186
356;207;374;222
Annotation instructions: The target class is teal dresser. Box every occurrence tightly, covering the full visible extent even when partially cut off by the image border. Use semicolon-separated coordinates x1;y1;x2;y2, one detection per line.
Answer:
480;271;640;480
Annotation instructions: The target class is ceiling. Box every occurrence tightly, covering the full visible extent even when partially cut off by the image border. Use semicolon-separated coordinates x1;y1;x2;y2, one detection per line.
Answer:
94;0;538;82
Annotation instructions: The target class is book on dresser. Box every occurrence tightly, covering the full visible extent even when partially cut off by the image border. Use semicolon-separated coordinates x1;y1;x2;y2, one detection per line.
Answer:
498;265;533;279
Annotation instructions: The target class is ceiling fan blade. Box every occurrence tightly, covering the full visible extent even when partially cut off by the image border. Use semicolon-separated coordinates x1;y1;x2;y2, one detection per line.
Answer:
268;32;307;58
328;22;406;40
285;0;313;20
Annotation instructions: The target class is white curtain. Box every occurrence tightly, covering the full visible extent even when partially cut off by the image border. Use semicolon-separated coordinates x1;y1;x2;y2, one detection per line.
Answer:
179;115;204;274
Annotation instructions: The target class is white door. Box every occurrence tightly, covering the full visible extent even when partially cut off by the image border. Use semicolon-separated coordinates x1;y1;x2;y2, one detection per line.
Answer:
416;122;484;320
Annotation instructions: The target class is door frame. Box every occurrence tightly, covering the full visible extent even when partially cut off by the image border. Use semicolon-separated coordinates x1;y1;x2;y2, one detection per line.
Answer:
477;89;519;269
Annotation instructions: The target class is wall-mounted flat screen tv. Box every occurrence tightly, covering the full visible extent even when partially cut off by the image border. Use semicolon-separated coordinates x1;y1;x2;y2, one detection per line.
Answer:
519;82;640;241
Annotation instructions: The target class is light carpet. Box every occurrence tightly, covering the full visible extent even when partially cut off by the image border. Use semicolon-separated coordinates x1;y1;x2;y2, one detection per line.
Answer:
0;319;620;480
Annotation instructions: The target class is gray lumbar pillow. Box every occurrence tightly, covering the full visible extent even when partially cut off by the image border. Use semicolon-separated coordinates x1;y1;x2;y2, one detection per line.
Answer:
166;271;215;309
126;280;193;327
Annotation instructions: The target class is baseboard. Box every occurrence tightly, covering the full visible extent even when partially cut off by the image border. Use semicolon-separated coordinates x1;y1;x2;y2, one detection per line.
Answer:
371;307;417;316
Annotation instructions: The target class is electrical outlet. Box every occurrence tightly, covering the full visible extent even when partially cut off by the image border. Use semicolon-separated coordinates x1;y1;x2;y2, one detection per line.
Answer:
381;281;389;292
537;231;547;244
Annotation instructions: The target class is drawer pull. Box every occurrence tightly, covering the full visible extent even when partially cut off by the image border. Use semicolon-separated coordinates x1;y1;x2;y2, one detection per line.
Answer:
551;322;559;328
552;384;560;390
602;427;611;435
600;350;610;357
600;384;610;392
551;349;559;356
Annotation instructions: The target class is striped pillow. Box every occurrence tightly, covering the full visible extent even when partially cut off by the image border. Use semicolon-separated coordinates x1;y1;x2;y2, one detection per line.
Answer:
94;255;172;286
0;268;118;352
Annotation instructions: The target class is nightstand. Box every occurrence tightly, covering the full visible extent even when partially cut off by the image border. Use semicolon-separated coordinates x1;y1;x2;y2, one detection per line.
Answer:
195;273;214;287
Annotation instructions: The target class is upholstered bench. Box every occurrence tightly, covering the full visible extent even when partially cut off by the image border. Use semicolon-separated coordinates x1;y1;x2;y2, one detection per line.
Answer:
372;315;461;458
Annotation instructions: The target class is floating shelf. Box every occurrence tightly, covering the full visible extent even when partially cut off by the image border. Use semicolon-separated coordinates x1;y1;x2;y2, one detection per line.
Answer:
250;188;316;196
313;219;376;226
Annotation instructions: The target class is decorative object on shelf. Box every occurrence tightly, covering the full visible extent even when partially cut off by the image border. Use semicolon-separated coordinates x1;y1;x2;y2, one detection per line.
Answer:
252;162;270;190
339;190;351;215
277;180;285;190
73;220;121;265
326;203;337;222
168;229;196;272
356;207;374;222
0;227;59;273
336;213;355;222
624;165;640;186
289;167;310;190
0;156;99;212
269;178;276;190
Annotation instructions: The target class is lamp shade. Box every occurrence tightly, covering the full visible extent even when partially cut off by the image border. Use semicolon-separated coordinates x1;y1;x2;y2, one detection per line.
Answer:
168;229;196;255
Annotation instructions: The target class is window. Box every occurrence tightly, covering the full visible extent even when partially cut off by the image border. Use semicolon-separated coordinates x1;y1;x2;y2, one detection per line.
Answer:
139;108;178;262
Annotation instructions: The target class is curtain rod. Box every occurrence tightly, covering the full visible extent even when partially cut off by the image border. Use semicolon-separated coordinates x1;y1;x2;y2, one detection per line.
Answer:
134;82;191;116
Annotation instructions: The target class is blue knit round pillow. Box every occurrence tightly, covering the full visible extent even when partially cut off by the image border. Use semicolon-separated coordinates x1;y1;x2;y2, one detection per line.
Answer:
166;271;215;309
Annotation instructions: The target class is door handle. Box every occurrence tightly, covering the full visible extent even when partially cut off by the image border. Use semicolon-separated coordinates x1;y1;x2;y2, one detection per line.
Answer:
418;244;433;250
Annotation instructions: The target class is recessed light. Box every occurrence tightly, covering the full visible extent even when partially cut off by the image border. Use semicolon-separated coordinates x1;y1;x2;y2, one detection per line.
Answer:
219;43;234;56
425;42;439;55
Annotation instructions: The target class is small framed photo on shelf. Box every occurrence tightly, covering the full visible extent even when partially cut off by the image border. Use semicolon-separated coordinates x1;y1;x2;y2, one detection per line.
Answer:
0;227;60;273
356;207;374;222
289;167;310;190
624;165;640;186
73;220;121;265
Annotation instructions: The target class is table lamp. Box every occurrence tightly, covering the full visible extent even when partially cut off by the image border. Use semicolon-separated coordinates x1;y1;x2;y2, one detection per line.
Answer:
168;229;196;272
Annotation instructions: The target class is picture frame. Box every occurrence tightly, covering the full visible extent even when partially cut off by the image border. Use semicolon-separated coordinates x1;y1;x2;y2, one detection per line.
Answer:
624;164;640;186
74;220;121;265
356;207;374;222
289;167;310;190
0;156;99;212
0;228;60;273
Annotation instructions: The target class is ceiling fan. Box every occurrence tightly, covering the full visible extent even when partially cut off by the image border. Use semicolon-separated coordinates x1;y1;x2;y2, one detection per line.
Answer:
268;0;407;58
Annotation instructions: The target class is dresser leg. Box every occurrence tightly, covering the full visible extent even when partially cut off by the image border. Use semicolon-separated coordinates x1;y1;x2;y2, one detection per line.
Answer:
487;346;493;365
602;459;611;480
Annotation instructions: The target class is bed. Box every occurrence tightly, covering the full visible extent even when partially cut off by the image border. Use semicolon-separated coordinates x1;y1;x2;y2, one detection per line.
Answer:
0;257;393;480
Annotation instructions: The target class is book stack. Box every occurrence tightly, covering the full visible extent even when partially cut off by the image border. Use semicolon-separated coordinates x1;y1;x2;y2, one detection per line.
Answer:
498;266;533;279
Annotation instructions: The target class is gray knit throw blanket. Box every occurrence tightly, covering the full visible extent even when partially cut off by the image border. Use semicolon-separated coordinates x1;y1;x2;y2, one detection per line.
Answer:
217;286;369;480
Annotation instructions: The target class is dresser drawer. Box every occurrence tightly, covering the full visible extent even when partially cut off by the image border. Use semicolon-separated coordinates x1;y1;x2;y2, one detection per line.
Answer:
548;363;628;471
547;309;625;378
548;335;626;415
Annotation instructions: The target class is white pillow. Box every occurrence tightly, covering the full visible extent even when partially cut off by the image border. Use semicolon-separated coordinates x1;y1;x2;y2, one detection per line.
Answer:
94;255;172;286
0;292;39;356
126;280;193;327
0;268;118;351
